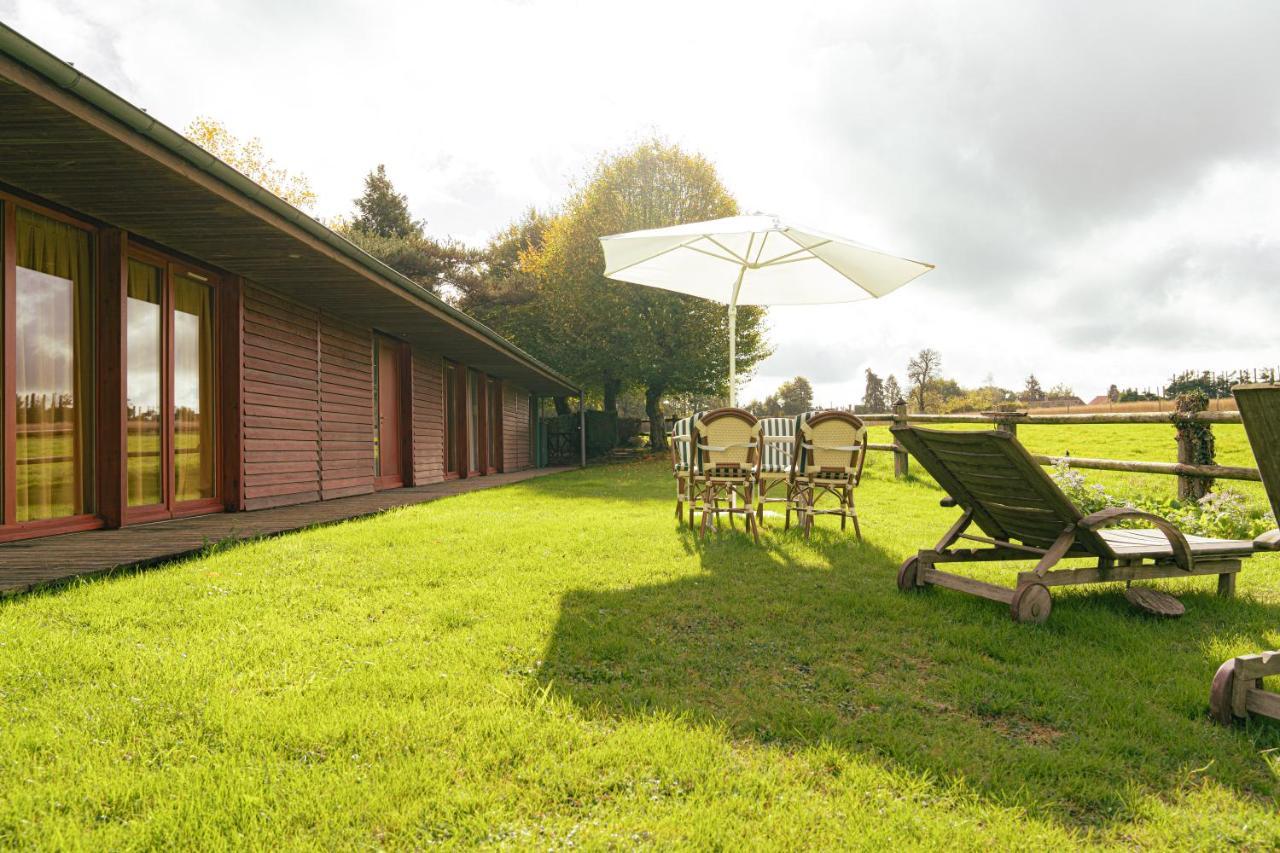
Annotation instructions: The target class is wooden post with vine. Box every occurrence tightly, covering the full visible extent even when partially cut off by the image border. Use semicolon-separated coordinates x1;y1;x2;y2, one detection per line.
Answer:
1172;390;1215;500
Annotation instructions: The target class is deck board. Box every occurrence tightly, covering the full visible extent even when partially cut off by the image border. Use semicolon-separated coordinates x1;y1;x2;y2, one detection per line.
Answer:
0;467;573;597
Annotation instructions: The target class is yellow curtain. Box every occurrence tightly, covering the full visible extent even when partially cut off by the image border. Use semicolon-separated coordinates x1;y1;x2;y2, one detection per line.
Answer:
14;209;92;522
173;276;216;501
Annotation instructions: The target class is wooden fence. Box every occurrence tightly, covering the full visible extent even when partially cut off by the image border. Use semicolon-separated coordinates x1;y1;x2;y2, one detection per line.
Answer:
860;404;1259;493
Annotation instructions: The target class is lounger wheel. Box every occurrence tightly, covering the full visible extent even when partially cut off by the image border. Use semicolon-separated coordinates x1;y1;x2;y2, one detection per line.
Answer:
1209;658;1241;725
1010;583;1052;624
897;556;921;591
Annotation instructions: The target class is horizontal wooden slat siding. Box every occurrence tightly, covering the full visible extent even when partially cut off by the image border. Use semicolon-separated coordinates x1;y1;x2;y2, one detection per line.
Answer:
504;383;532;472
241;285;320;510
320;315;375;499
411;349;445;485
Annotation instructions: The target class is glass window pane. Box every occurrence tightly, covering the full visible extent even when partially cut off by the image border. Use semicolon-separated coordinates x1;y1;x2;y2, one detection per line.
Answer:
468;371;479;472
444;365;457;473
173;275;215;502
126;260;163;507
372;343;381;476
14;209;93;522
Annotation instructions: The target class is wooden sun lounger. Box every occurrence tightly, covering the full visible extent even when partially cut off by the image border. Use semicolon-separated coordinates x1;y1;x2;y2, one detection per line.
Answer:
1209;383;1280;725
892;424;1255;624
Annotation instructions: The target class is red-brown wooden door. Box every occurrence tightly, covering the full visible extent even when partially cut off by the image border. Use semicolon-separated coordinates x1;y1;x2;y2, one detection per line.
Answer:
374;336;404;489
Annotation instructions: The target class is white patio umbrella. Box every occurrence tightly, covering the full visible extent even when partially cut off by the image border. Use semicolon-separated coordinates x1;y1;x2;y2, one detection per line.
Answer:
600;213;934;405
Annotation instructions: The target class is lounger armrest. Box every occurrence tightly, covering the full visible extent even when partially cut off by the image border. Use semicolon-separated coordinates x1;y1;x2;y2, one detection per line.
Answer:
1078;508;1194;571
940;497;958;508
1253;529;1280;551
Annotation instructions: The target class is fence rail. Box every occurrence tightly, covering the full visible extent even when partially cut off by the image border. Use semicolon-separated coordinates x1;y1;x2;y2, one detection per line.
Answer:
859;406;1257;489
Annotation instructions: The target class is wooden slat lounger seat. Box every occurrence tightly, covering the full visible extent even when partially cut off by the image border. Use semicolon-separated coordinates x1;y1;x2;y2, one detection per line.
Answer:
1209;383;1280;724
892;424;1257;624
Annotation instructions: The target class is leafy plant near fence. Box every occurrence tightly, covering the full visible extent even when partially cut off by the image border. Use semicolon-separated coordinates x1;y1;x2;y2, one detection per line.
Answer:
1049;459;1274;540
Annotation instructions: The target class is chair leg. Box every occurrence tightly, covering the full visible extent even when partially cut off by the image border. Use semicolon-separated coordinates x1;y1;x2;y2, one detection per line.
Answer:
1219;572;1237;597
676;499;684;521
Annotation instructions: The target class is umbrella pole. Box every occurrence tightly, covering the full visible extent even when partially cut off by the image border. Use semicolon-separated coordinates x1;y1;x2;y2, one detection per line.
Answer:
728;302;736;406
728;266;745;407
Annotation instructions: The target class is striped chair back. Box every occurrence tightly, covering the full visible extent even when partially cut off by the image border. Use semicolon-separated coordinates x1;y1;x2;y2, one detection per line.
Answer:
669;411;706;473
758;417;798;474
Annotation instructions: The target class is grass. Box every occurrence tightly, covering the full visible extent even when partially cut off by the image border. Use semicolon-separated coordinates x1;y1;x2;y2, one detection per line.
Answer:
2;441;1280;847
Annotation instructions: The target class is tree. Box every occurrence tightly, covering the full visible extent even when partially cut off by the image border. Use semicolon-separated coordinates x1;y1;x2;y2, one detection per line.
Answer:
483;139;770;449
350;164;417;238
1023;373;1045;402
183;116;316;210
775;377;814;415
906;348;942;413
884;375;903;408
337;165;479;297
1107;384;1120;403
862;369;887;413
1047;382;1075;399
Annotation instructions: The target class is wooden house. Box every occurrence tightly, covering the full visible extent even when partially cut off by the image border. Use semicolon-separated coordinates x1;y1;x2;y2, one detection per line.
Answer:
0;25;580;543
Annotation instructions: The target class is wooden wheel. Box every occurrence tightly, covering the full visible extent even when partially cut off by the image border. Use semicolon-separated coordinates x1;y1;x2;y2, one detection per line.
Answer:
897;556;920;592
1209;658;1239;725
1010;583;1052;624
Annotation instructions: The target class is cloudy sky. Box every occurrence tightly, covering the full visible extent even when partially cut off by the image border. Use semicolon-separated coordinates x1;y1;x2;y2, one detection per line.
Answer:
5;0;1279;405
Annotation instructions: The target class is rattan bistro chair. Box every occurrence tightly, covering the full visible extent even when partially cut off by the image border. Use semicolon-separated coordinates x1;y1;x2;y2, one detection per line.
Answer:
693;408;761;543
755;416;801;528
670;411;707;525
792;411;869;539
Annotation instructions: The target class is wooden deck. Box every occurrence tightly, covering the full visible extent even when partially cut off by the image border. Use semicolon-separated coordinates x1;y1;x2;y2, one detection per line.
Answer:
0;467;573;597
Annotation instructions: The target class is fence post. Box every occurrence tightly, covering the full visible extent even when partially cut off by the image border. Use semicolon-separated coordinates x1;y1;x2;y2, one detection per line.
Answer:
1172;391;1214;500
892;398;909;479
985;410;1028;438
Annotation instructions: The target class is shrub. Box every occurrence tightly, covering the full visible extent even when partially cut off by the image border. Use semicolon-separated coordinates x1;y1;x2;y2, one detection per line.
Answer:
1048;459;1275;541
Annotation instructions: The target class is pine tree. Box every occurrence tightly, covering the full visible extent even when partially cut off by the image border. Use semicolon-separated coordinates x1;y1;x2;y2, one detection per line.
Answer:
351;164;418;239
862;369;887;412
884;375;902;407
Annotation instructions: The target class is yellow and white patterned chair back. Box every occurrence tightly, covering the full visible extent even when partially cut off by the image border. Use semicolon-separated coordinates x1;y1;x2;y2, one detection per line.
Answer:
800;411;867;478
695;408;760;475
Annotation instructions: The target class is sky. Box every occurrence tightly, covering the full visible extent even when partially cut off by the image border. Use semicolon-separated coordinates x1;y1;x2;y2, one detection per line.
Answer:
4;0;1279;406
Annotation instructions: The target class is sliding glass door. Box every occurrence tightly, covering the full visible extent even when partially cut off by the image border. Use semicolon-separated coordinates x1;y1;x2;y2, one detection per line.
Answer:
6;206;95;527
125;250;218;519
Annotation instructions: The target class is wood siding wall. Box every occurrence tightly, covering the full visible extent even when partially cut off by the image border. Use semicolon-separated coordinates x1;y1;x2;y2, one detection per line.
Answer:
411;350;445;485
241;285;525;506
503;384;532;472
242;286;321;510
320;316;375;499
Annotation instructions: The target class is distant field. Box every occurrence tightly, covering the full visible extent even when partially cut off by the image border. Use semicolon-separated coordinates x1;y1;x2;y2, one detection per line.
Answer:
1021;398;1239;416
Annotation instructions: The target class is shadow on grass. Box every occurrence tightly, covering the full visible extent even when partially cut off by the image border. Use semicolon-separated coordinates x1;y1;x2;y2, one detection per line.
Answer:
538;511;1280;831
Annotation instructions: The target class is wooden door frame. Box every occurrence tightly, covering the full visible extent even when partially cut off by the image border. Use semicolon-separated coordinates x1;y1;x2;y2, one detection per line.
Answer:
120;244;225;524
486;377;503;475
373;333;410;490
0;194;106;542
442;359;464;480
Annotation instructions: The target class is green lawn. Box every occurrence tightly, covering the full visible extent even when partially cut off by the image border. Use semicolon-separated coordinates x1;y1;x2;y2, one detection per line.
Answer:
2;449;1279;847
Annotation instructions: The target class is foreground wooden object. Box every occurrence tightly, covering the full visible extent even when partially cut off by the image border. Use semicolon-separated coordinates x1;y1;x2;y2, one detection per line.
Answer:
892;425;1252;624
1210;652;1280;725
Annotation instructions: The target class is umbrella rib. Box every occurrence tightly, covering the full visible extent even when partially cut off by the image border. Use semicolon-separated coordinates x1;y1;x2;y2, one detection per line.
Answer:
703;235;749;265
602;236;706;277
757;239;831;267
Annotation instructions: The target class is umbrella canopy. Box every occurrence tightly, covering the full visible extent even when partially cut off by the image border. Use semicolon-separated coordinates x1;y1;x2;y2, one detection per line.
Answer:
600;213;934;403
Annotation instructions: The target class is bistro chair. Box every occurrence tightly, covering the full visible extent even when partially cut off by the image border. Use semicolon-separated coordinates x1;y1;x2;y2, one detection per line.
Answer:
669;411;706;525
792;411;868;539
693;408;761;543
755;416;801;528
